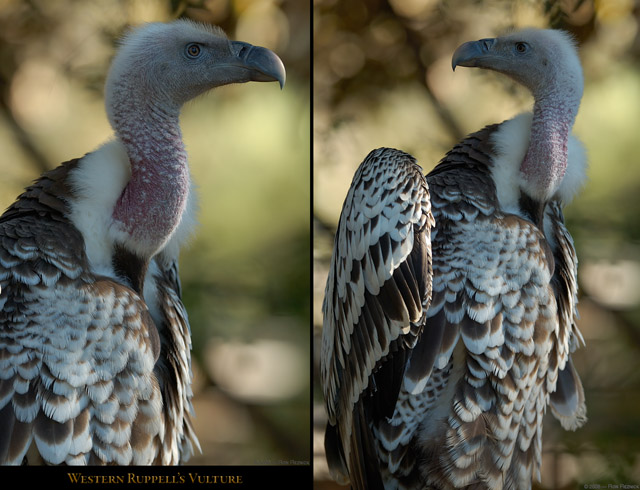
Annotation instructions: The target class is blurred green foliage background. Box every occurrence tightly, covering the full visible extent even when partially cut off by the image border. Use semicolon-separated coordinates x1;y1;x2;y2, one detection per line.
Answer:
0;0;310;467
314;0;640;488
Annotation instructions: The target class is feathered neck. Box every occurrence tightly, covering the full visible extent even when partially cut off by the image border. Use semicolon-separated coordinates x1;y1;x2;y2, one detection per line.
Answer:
520;78;582;202
107;78;190;258
489;112;587;217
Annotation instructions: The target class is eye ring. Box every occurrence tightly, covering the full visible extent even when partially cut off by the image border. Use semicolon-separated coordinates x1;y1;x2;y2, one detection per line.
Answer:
185;43;202;59
515;42;528;53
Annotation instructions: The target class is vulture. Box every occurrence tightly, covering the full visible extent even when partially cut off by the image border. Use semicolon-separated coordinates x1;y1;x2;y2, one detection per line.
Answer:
321;28;587;490
0;20;285;465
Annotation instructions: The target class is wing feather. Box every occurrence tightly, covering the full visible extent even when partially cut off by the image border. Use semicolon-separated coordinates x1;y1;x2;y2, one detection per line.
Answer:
545;201;586;430
321;147;434;488
151;254;200;464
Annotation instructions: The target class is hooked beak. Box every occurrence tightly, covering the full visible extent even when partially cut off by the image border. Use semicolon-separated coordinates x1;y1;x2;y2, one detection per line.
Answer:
451;38;497;71
230;41;286;89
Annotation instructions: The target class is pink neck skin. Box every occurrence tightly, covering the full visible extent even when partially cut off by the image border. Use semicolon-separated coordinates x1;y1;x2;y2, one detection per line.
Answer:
110;86;190;255
520;88;579;201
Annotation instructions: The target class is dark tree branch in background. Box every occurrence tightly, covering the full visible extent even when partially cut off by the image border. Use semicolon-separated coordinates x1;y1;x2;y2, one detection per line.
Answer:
0;97;51;174
314;213;337;238
399;16;465;144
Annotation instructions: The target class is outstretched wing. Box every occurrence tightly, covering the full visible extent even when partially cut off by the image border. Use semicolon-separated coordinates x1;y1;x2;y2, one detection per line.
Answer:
320;147;434;489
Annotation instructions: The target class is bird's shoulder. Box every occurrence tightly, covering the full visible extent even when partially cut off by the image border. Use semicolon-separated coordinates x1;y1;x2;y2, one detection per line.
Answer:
0;158;89;285
426;121;503;218
0;154;162;363
425;118;555;276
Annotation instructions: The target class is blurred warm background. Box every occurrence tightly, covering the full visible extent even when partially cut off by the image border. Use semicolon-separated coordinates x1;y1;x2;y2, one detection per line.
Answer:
0;0;310;467
314;0;640;488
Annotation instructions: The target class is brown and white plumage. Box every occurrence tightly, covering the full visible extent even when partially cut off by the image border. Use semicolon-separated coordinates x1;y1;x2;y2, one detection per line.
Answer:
321;29;586;489
0;20;285;465
322;148;434;489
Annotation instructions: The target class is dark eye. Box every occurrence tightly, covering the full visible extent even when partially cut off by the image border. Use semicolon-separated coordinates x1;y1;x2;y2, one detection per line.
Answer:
185;43;201;59
515;42;528;53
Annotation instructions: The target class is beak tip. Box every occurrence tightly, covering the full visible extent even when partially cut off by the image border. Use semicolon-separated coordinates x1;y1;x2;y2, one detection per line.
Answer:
277;70;286;90
269;55;286;90
234;41;286;89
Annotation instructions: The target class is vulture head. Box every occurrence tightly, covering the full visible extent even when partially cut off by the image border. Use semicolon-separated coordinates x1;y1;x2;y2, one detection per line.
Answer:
105;20;285;126
451;28;586;204
452;28;583;103
93;20;285;258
